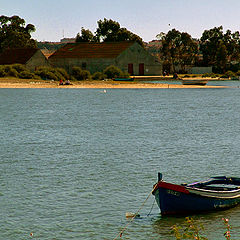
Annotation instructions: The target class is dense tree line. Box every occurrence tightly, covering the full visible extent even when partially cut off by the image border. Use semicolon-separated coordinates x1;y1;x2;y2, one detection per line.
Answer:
157;26;240;73
0;63;129;81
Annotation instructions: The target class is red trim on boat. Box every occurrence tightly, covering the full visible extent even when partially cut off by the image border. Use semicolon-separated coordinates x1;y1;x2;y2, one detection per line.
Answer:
154;181;190;194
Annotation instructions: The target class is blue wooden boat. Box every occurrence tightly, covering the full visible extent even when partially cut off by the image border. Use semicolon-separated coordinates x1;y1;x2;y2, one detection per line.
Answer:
181;79;208;85
152;173;240;215
113;77;134;81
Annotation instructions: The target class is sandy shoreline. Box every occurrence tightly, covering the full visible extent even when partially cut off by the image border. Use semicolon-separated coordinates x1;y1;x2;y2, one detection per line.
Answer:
0;78;229;89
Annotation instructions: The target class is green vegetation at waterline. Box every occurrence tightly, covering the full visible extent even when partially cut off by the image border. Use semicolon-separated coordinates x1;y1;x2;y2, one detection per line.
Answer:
0;64;130;81
0;64;38;79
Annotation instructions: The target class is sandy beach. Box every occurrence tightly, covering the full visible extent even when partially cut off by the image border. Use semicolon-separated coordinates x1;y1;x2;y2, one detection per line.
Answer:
0;77;229;89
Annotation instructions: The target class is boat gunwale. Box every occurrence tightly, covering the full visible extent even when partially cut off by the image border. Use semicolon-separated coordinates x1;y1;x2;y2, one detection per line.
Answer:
153;178;240;199
186;186;240;199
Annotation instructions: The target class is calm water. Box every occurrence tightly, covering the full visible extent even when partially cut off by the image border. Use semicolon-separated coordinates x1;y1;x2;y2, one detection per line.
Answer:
0;86;240;240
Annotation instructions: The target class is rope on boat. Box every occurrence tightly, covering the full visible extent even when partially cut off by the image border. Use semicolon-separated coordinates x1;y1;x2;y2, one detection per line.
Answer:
112;184;157;240
147;198;156;216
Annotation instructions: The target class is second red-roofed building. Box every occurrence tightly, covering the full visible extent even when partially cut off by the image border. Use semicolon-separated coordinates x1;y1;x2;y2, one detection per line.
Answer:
48;41;162;76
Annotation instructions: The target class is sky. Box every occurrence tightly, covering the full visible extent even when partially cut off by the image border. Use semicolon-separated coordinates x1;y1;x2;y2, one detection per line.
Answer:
2;0;240;42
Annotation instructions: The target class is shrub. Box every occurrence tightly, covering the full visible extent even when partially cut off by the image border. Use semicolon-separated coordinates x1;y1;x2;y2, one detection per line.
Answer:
220;71;236;79
119;71;130;78
225;71;236;77
202;73;213;78
202;73;220;78
34;66;66;81
0;66;6;77
19;71;37;79
35;67;58;81
92;72;106;80
80;70;91;80
70;75;77;81
45;71;59;81
236;70;240;76
72;66;91;80
56;68;69;80
72;66;82;78
103;65;123;79
4;65;19;77
52;71;64;81
11;64;27;73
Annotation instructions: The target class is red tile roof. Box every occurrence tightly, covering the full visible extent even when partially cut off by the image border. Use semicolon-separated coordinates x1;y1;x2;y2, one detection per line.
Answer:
49;42;135;59
0;48;39;65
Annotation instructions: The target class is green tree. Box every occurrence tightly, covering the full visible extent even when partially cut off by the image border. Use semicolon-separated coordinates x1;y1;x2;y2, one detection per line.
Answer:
0;15;37;52
200;26;240;69
216;41;228;73
178;32;198;72
200;26;224;66
158;29;198;73
75;18;144;46
230;31;240;61
116;27;144;46
76;27;95;42
95;18;121;42
95;18;144;46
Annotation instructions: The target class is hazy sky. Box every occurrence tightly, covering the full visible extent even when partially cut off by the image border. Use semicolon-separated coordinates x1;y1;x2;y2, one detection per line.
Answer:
2;0;240;42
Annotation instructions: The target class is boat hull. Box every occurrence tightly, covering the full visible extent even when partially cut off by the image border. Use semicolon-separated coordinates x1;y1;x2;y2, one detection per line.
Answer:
181;80;208;85
113;78;134;81
153;182;240;215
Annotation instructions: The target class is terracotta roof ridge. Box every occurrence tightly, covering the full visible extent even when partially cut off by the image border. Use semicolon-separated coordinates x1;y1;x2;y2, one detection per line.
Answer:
49;41;136;59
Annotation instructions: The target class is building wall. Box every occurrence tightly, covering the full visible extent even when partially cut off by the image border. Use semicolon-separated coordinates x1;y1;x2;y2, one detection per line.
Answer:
49;42;162;75
187;66;213;74
49;57;115;74
115;42;162;76
26;50;50;71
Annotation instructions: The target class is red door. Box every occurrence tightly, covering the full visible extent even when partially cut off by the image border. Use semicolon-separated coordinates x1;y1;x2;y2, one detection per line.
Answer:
128;63;134;75
139;63;144;75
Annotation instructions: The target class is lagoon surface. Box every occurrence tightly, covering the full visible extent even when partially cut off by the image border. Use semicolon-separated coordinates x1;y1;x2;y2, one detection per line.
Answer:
0;87;240;240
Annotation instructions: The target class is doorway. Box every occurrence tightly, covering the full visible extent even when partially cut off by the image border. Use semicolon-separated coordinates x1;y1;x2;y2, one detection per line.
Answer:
128;63;134;75
139;63;144;75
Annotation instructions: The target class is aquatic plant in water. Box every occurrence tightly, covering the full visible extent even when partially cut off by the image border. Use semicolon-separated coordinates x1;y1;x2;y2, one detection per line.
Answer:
222;218;232;240
171;217;207;240
172;217;234;240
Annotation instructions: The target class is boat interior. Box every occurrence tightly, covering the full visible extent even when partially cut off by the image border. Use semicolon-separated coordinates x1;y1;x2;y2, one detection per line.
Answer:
189;185;240;191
